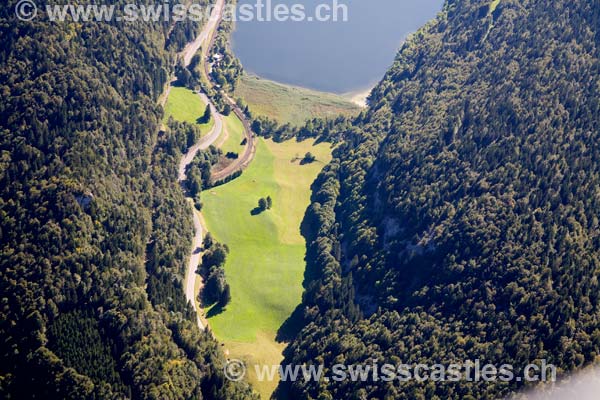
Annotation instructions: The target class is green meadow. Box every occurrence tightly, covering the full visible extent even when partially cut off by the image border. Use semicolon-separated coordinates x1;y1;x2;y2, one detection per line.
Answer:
219;113;245;156
163;86;214;134
201;137;332;398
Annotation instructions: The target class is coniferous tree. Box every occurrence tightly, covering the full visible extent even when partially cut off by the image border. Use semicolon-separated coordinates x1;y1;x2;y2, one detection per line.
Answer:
266;196;273;210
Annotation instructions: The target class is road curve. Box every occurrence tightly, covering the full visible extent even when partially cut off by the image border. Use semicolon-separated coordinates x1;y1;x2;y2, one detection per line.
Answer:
177;93;223;181
177;0;257;330
177;0;226;331
178;94;224;331
181;0;225;67
199;8;256;184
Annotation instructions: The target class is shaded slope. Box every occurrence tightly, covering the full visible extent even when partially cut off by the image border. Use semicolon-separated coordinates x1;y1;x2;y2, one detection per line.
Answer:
281;0;600;399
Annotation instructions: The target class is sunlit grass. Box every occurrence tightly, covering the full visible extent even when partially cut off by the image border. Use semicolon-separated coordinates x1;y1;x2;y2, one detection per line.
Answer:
163;86;214;135
201;137;333;398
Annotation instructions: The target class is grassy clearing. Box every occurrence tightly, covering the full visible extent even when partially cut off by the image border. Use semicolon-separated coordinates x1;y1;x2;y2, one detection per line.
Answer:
163;86;214;134
490;0;501;13
234;74;361;126
225;332;287;398
220;113;245;156
201;137;332;398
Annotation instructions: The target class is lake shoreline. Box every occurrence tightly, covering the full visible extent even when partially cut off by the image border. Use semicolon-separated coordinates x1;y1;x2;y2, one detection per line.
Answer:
234;73;363;126
342;87;375;108
244;72;371;107
231;0;444;95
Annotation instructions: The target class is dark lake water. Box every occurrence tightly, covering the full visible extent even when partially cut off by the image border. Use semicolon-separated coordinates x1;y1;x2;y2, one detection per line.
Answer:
231;0;444;94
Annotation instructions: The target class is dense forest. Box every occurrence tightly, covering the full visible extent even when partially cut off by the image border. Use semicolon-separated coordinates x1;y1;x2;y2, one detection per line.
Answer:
280;0;600;399
3;0;600;398
0;1;254;398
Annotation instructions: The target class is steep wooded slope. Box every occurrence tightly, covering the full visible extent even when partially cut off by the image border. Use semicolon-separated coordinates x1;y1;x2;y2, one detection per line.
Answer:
281;0;600;398
0;1;254;398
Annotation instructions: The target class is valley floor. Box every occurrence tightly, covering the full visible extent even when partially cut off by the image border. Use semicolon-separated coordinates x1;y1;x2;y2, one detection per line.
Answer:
201;137;333;398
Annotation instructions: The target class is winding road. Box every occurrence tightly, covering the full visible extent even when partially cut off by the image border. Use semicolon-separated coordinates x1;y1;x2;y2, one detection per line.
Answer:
169;0;255;331
178;94;222;331
182;204;206;330
177;93;223;181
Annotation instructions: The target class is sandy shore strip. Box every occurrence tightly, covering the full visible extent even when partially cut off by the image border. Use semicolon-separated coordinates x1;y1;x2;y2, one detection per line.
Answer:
343;86;375;108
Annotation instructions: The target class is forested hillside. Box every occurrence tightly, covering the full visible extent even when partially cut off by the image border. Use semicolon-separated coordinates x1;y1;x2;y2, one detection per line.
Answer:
281;0;600;398
0;1;253;398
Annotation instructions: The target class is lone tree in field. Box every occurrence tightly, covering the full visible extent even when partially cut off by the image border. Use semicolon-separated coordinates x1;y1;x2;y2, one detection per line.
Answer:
258;197;268;212
302;152;316;164
266;196;273;210
202;104;211;123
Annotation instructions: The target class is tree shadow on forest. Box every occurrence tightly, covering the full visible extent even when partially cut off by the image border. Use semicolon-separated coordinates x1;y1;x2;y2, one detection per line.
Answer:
273;166;332;398
275;304;305;342
275;178;324;344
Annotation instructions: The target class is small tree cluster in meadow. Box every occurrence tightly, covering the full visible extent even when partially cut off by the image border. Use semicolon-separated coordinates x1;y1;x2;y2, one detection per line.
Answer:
303;152;317;163
257;196;273;212
198;233;232;307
